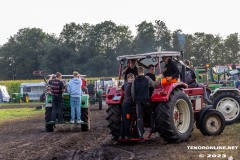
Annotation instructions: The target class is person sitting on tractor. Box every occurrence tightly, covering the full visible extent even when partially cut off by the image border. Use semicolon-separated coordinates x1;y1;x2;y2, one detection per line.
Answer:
184;59;212;104
121;73;135;140
131;66;161;140
235;76;240;89
162;56;180;82
122;59;138;82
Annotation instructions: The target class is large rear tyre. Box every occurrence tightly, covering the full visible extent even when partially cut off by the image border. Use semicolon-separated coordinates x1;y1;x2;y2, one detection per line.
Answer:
81;107;90;132
45;107;54;132
212;92;240;124
198;110;225;136
155;89;193;143
106;104;121;140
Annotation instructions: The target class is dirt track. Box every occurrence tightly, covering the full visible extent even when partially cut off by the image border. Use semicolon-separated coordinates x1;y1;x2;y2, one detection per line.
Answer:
0;104;239;160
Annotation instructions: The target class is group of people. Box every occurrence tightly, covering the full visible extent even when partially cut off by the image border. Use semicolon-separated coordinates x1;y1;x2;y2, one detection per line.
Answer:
48;71;85;124
120;56;212;140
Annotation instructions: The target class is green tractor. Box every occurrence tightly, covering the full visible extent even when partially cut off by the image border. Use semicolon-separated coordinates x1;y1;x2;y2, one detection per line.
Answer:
194;65;232;90
194;65;240;124
45;93;90;132
11;92;29;103
33;71;91;132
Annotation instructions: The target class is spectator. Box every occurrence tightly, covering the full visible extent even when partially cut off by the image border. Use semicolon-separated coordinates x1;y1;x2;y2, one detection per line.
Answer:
67;71;83;124
122;59;138;81
235;76;240;89
87;81;95;94
131;66;161;140
184;59;212;104
121;73;135;139
49;72;65;123
81;77;87;94
145;64;156;96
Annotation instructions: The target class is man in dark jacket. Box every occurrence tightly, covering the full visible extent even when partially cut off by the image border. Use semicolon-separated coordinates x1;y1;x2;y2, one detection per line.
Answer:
131;67;161;139
121;73;135;139
162;56;180;81
49;72;65;123
145;64;156;96
184;59;212;104
122;59;138;81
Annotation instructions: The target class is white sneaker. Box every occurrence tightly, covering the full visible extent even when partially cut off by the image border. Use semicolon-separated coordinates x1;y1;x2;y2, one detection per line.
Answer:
77;120;84;124
70;120;75;123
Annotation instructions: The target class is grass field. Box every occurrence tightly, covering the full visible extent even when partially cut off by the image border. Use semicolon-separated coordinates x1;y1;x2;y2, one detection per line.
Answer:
0;108;44;122
0;102;44;107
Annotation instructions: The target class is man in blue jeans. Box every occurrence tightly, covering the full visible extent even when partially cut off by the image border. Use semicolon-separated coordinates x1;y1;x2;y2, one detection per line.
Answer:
67;71;83;124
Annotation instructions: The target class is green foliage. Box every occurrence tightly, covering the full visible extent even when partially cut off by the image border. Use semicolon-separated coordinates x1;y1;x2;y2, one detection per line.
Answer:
0;80;41;95
0;20;240;80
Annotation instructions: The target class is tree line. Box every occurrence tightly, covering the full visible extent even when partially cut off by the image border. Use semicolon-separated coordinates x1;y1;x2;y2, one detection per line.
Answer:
0;20;239;80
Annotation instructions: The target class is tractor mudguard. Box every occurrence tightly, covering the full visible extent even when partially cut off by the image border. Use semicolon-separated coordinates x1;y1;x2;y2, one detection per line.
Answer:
81;94;89;108
196;105;213;129
106;86;123;105
151;82;187;102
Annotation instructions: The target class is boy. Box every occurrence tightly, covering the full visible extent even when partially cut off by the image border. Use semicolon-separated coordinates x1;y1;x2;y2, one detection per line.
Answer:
121;73;135;139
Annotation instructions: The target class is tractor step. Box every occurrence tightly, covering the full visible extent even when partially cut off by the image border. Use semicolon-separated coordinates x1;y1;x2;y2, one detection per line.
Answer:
46;121;88;125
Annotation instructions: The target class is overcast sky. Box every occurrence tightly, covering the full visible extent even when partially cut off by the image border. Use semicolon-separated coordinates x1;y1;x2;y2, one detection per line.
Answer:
0;0;239;45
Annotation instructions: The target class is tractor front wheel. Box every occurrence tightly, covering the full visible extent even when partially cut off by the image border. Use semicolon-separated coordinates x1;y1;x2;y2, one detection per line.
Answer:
155;89;193;143
212;92;240;124
198;110;225;136
106;104;121;140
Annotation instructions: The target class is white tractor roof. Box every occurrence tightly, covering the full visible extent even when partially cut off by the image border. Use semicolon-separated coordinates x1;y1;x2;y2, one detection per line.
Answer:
117;51;181;61
20;82;46;87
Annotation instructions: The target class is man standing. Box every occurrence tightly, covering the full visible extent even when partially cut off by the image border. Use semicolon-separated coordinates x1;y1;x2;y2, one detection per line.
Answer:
49;72;64;123
67;71;83;124
122;59;138;81
131;67;161;140
145;64;156;96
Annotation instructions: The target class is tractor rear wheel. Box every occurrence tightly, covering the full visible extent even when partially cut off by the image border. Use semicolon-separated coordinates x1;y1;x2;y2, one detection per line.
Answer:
106;104;121;140
212;92;240;124
81;107;90;131
155;89;193;143
45;107;54;132
198;110;225;136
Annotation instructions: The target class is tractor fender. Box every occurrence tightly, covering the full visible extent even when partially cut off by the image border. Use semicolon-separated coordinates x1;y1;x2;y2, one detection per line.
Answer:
210;87;239;98
151;82;187;102
196;105;213;129
106;86;123;105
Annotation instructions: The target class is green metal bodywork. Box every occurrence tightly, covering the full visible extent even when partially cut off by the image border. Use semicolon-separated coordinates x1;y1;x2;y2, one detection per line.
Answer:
45;93;89;108
194;66;240;90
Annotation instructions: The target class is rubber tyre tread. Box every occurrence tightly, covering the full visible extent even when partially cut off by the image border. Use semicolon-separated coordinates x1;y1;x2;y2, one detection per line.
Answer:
106;105;121;139
81;108;90;131
155;89;193;143
198;110;225;136
212;91;240;124
45;107;54;132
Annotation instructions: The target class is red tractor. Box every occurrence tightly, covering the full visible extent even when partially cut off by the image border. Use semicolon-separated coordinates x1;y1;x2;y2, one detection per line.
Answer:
106;51;225;143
